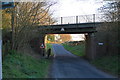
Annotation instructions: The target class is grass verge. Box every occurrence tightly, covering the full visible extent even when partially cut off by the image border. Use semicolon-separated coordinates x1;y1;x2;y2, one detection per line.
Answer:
62;42;85;56
62;42;119;76
2;50;51;78
46;43;54;56
91;55;119;77
46;43;52;51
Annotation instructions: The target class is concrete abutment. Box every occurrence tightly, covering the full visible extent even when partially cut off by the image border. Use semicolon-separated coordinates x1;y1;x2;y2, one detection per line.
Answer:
85;33;96;60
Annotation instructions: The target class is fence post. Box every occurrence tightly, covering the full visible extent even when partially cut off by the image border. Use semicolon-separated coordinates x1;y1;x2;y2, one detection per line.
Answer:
11;8;15;50
61;17;63;24
76;16;78;24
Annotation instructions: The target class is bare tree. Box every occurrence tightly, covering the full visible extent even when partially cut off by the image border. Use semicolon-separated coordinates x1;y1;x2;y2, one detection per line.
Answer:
98;1;120;22
96;1;120;56
11;2;56;50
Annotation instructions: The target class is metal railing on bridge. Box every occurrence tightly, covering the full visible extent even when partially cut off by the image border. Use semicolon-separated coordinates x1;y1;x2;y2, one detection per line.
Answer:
47;14;119;25
50;14;104;25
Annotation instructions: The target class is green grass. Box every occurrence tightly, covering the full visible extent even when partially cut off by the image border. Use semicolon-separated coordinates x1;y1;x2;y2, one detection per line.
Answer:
62;42;85;56
62;42;119;76
45;43;54;56
2;51;51;78
46;43;52;50
91;55;119;76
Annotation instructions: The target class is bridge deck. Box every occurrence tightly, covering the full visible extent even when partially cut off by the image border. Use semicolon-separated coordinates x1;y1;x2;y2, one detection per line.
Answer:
38;22;104;34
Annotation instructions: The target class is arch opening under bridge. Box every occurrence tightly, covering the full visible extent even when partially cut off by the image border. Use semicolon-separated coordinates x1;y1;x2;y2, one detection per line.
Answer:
38;22;104;60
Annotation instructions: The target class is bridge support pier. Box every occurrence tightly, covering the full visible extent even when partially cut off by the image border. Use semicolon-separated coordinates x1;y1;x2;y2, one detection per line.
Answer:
85;33;96;60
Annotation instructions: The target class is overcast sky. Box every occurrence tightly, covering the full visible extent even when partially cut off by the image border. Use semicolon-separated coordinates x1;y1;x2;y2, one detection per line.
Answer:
50;0;105;17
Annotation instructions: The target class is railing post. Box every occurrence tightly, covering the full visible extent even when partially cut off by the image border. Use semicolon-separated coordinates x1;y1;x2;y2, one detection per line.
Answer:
61;17;63;24
93;14;95;22
76;16;78;24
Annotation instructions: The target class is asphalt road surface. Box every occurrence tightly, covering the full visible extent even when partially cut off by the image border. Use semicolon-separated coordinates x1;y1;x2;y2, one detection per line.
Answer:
50;44;116;78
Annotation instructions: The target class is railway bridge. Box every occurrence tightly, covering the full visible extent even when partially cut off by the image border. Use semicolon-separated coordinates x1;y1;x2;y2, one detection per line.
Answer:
38;14;105;60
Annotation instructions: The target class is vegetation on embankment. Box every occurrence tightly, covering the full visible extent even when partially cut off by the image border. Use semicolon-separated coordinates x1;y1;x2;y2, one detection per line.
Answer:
91;55;119;77
2;50;51;78
62;41;85;56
